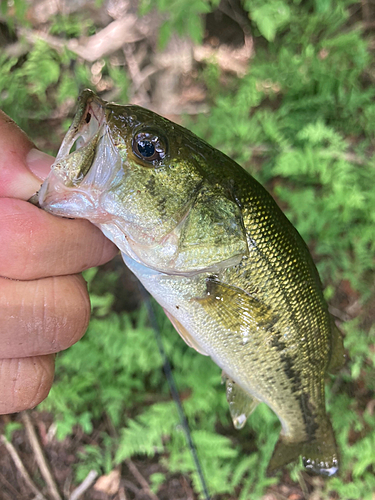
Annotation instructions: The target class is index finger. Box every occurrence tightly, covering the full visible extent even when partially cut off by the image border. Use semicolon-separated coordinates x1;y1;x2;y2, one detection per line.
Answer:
0;198;118;280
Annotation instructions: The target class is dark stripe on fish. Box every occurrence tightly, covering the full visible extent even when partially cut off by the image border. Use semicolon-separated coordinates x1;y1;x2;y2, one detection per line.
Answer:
145;175;168;216
271;333;319;440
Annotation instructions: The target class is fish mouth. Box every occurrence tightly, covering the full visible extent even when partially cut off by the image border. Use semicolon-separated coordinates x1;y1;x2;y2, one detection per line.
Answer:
37;91;112;219
53;90;107;186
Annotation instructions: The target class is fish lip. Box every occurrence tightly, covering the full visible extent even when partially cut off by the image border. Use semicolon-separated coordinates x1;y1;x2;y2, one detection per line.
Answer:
38;91;122;221
54;90;107;171
37;171;94;216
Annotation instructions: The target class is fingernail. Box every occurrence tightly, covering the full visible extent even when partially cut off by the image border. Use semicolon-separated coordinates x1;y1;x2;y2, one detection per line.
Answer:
26;149;55;181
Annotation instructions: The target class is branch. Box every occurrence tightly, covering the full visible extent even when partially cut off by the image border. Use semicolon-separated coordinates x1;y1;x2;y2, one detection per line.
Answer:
17;15;149;62
21;412;62;500
125;458;159;500
69;470;98;500
118;486;128;500
0;434;47;500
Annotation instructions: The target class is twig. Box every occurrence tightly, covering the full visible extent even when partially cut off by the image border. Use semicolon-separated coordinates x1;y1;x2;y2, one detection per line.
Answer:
180;475;195;500
219;0;251;34
0;434;47;500
123;480;141;495
69;470;98;500
123;44;145;90
328;305;352;322
361;0;371;21
125;459;159;500
63;471;73;500
21;411;62;500
0;470;26;500
122;44;150;104
297;472;309;499
119;486;128;500
17;15;149;63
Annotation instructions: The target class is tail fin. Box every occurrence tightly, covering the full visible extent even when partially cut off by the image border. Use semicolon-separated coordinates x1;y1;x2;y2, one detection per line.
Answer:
267;418;339;477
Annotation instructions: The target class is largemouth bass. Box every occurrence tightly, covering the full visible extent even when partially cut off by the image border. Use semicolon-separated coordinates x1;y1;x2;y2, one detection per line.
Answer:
35;89;344;476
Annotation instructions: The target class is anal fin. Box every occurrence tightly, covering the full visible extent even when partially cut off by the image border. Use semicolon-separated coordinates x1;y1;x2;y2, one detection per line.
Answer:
222;372;259;429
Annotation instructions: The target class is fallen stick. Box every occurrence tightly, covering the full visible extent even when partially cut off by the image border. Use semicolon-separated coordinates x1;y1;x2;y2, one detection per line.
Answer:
125;458;159;500
18;16;148;63
69;470;98;500
21;411;62;500
0;434;46;500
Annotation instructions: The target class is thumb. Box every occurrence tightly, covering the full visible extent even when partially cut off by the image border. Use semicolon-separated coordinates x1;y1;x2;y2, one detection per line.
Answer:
0;110;54;200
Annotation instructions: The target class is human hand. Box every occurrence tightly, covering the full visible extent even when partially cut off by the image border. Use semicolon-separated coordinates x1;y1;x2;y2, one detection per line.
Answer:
0;111;118;414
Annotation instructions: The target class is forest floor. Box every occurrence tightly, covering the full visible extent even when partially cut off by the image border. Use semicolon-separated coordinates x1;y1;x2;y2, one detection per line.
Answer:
0;1;373;499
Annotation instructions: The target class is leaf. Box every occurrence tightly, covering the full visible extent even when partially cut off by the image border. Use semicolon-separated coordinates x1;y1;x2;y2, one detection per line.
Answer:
314;0;331;13
24;41;61;98
94;470;121;495
187;13;204;44
250;1;291;42
158;21;173;49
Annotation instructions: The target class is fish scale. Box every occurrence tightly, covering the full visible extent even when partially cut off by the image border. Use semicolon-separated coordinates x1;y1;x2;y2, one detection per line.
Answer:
35;89;345;476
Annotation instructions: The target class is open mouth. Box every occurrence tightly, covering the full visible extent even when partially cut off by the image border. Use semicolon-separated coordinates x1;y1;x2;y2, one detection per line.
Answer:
37;90;122;220
53;91;107;186
67;96;105;154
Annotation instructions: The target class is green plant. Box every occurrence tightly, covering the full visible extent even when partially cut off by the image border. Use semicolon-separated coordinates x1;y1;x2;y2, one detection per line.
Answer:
139;0;221;47
2;0;375;497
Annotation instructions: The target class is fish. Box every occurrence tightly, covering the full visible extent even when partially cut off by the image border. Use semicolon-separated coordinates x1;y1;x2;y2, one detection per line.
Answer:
34;89;345;476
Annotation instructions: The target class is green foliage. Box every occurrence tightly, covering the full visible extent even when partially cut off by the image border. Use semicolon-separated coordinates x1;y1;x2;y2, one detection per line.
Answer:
75;435;116;482
41;301;282;497
190;1;375;298
139;0;221;47
2;0;375;498
24;41;60;100
0;13;128;137
3;422;23;442
49;14;95;38
245;0;291;41
185;1;375;496
150;472;166;493
2;0;28;26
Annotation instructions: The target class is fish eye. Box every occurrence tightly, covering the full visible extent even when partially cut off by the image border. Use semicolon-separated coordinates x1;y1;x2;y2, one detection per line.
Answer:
132;131;167;164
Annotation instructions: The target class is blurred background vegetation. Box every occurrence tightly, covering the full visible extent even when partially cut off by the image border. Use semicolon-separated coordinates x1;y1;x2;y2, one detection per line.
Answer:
0;0;375;499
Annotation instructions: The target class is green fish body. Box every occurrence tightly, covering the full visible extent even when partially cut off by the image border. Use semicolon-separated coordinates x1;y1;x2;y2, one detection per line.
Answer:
37;90;345;475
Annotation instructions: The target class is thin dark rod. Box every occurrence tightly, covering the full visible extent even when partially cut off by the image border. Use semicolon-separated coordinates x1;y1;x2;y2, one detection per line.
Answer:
139;284;211;500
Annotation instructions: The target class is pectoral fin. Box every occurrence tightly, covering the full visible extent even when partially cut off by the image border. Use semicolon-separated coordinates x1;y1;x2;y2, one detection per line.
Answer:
222;373;259;429
195;277;277;336
164;309;208;355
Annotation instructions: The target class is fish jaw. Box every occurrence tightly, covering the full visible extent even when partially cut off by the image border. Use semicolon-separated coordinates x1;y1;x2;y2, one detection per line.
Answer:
38;90;124;223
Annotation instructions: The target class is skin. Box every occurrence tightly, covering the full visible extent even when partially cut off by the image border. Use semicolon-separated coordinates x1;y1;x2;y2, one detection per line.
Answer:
0;110;118;414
